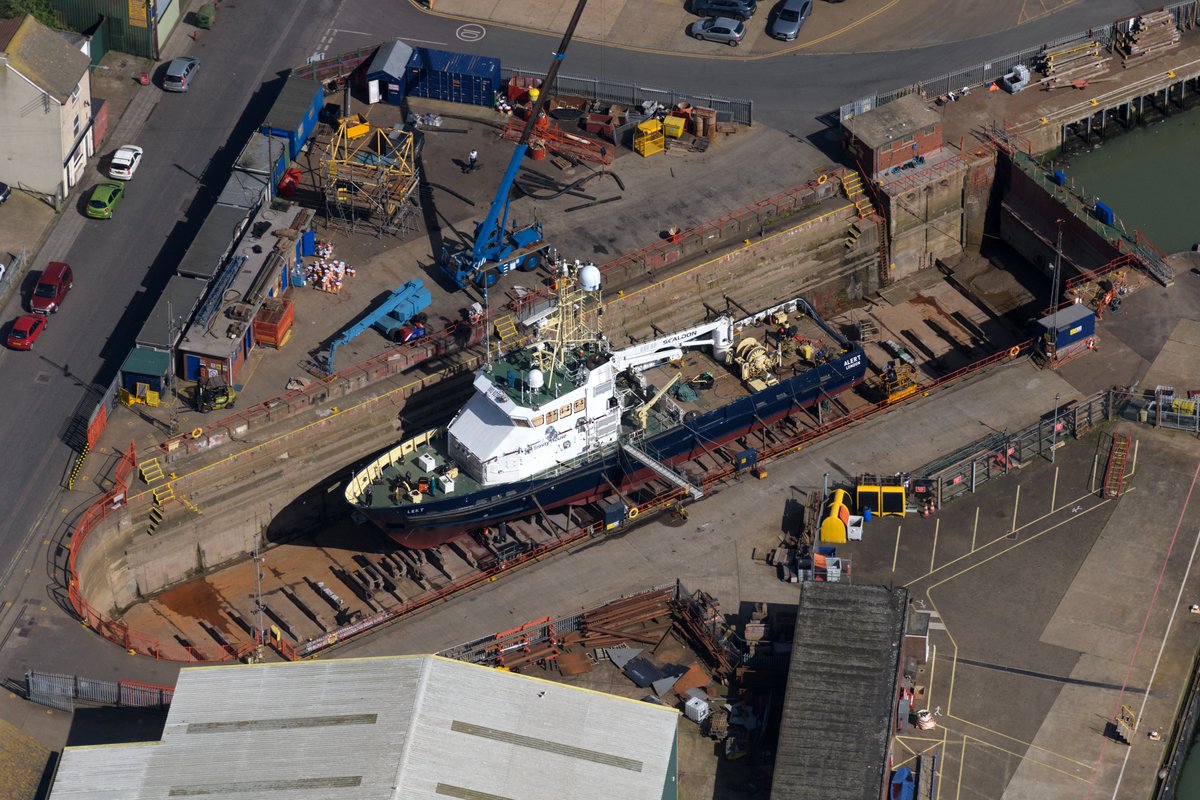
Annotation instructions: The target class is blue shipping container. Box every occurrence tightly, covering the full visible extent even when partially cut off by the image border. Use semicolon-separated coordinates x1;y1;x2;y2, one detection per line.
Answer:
1037;304;1095;349
405;48;500;107
261;77;324;159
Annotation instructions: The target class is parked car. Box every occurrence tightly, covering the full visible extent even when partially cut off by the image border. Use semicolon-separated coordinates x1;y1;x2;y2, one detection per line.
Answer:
7;314;46;350
768;0;813;40
109;145;143;180
163;57;200;92
30;261;73;315
86;182;125;219
690;0;757;21
687;16;746;46
0;181;10;204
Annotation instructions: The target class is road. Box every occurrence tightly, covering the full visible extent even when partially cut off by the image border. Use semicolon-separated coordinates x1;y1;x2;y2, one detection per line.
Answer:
0;0;1166;709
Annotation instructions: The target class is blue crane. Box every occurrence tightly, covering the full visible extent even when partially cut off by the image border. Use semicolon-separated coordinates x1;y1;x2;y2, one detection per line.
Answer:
323;279;431;373
442;0;589;290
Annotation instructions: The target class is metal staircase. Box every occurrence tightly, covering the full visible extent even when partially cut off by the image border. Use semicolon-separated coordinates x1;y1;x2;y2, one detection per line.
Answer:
1102;431;1131;498
621;440;704;501
493;314;519;344
840;172;874;218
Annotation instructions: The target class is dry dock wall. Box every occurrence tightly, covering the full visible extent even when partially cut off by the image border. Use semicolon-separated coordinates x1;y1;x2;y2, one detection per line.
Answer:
75;194;886;617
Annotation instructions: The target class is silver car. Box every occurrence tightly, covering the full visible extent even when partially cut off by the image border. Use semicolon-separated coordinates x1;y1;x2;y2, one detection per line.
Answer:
687;16;746;46
768;0;812;41
163;57;200;92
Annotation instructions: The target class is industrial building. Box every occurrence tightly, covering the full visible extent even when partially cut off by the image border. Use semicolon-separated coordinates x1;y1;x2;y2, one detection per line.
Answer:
47;654;680;800
770;583;908;800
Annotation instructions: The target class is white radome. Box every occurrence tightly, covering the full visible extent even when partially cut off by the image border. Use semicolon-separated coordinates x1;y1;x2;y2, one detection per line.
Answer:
578;264;601;292
527;369;545;389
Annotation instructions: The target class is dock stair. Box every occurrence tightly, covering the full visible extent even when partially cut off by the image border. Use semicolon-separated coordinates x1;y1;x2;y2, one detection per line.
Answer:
621;441;704;501
840;172;875;219
493;314;519;344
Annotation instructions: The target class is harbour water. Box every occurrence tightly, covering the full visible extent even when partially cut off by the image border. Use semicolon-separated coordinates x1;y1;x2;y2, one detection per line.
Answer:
1065;108;1200;797
1062;110;1200;255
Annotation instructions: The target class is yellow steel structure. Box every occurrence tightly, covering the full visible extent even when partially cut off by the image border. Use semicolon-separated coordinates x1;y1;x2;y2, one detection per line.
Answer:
322;116;419;235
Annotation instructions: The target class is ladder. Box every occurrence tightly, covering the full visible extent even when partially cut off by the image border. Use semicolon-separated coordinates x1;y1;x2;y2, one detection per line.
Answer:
840;172;875;219
1102;432;1131;498
620;441;704;501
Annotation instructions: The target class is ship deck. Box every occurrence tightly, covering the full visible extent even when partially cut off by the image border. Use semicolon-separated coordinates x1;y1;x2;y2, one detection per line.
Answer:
347;432;483;509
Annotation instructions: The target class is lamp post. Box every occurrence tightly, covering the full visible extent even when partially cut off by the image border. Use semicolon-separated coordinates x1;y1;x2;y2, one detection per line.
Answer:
1051;392;1060;463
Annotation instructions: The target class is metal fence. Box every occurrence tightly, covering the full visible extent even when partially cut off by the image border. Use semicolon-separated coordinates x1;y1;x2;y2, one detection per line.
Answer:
504;67;753;126
25;670;174;712
916;390;1113;506
840;0;1200;121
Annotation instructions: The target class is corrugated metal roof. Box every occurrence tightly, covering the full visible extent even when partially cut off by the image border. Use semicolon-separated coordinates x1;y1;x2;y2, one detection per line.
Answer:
1037;303;1094;329
0;15;89;104
367;40;414;81
769;583;907;800
177;206;250;279
49;655;678;800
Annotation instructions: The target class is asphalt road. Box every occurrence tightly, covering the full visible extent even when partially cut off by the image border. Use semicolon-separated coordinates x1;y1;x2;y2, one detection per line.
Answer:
0;0;1167;686
0;0;336;602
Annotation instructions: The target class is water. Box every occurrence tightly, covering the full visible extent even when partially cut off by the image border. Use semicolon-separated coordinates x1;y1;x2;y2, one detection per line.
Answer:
1063;110;1200;255
1181;726;1200;798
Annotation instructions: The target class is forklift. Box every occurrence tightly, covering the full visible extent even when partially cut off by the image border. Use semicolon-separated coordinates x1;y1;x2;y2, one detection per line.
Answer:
194;373;236;413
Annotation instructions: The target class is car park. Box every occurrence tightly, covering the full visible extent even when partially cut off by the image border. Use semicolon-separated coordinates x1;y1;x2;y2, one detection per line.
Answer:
30;261;73;315
109;145;144;180
768;0;813;41
690;0;757;21
7;314;46;350
86;182;125;219
163;57;200;92
687;16;746;46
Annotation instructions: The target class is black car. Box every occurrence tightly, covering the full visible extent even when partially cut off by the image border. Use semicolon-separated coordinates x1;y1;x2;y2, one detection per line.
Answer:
690;0;757;20
0;182;11;204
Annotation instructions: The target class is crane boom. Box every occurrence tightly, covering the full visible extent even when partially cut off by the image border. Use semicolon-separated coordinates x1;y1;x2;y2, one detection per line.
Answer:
444;0;589;289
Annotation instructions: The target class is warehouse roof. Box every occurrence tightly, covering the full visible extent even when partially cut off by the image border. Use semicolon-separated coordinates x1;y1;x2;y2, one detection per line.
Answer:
770;583;907;800
843;94;941;149
0;15;89;104
49;655;679;800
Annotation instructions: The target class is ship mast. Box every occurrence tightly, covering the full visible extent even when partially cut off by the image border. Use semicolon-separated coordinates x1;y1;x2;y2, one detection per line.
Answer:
533;262;604;394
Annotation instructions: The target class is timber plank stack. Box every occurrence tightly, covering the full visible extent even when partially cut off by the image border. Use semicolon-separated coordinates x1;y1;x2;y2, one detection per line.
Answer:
1115;11;1181;66
1038;40;1111;88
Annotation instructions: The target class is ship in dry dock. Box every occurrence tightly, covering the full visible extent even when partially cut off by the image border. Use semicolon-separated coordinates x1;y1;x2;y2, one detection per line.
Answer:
344;261;867;548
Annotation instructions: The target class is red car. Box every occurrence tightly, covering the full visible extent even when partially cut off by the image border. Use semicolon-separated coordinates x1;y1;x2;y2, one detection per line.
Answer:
7;314;47;350
31;261;73;315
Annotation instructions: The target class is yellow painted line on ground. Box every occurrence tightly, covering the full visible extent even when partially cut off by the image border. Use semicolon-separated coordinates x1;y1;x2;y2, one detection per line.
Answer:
963;734;1092;782
893;738;943;770
921;498;1112;717
956;734;967;800
971;506;979;552
904;488;1104;586
927;643;938;716
893;524;902;573
936;727;948;800
1091;453;1099;493
1128;438;1139;478
1011;483;1020;536
1051;466;1058;511
945;714;1095;769
930;517;940;574
792;0;903;51
408;0;903;62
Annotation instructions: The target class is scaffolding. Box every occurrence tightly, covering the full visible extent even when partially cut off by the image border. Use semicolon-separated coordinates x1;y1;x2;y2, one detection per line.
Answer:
321;118;420;236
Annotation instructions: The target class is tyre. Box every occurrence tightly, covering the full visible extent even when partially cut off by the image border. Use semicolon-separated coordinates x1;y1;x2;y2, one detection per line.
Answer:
474;269;499;289
518;252;542;272
728;39;739;47
692;32;705;40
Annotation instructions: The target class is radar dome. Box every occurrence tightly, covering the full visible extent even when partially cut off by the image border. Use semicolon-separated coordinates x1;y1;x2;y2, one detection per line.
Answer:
578;264;602;292
527;369;545;390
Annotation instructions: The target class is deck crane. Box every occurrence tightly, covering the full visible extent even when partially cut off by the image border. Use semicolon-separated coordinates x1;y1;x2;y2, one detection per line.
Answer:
441;0;588;290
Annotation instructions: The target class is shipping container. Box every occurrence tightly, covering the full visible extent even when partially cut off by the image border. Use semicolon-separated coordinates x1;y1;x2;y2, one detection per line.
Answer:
261;77;324;159
366;40;414;104
1037;304;1096;350
405;48;500;107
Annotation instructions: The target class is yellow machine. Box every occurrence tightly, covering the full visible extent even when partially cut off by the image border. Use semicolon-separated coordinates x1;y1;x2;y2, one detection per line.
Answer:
734;338;779;391
880;360;917;403
632;374;681;430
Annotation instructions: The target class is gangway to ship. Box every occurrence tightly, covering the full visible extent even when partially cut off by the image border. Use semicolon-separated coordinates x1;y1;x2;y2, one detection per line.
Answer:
621;440;705;501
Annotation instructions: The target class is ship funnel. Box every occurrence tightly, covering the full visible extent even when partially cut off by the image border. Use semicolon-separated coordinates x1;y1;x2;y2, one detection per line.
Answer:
578;264;601;292
528;369;545;390
712;320;733;362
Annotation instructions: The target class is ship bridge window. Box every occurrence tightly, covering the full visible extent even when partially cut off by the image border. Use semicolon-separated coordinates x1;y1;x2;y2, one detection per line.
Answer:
573;398;586;413
531;415;544;427
559;404;572;419
514;418;531;428
546;409;559;424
